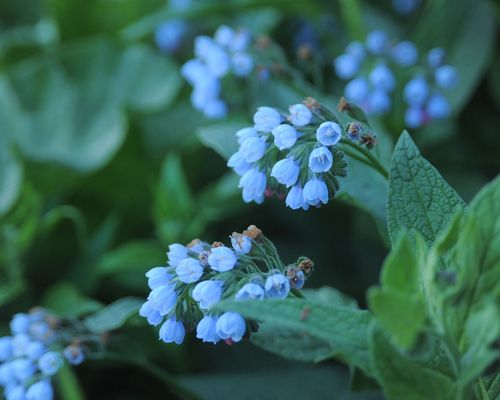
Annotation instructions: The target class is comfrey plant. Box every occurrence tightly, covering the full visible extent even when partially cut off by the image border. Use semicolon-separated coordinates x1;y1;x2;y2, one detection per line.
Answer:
181;25;254;119
139;225;313;345
227;98;383;209
0;308;88;400
334;30;458;128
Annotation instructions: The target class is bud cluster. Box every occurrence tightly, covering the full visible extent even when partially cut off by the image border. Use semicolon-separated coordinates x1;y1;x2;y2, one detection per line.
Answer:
139;225;314;345
181;25;254;119
333;30;458;128
227;99;377;210
0;308;89;400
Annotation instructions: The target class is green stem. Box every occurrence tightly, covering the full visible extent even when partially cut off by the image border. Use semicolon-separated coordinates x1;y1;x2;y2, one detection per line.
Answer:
337;0;365;40
56;364;86;400
340;139;389;179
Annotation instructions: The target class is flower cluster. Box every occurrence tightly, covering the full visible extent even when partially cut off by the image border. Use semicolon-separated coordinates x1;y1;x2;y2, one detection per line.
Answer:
139;225;314;345
0;309;87;400
333;30;458;128
181;25;254;119
227;99;377;209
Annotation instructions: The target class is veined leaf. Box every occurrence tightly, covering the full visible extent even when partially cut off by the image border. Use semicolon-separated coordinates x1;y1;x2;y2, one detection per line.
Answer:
84;297;143;334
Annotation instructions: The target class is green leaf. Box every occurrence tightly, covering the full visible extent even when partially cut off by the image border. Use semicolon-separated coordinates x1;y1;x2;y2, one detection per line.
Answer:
251;323;334;363
387;131;465;245
197;121;246;160
179;365;383;400
56;364;85;400
113;44;182;112
95;240;164;277
214;298;374;374
368;290;426;349
380;234;419;293
42;282;102;318
0;130;22;217
370;325;456;400
83;297;143;334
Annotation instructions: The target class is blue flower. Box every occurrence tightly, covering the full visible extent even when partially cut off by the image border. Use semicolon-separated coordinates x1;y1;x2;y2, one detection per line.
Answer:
404;107;424;128
271;158;300;188
146;267;171;290
208;247;237;272
214;25;235;46
369;64;395;92
148;285;178;315
264;274;290;298
391;41;418;66
235;127;258;145
404;77;429;106
316;121;342;146
427;47;445;69
230;233;252;255
392;0;421;15
26;341;46;361
288;104;312;127
190;77;221;110
236;283;265;300
6;385;26;400
345;77;369;105
12;358;36;381
288;269;305;289
176;258;204;284
0;337;12;362
203;99;228;119
239;136;267;163
368;90;392;115
38;352;63;376
205;46;231;78
426;94;450;119
12;334;30;357
285;185;309;211
239;168;267;204
333;53;360;80
435;65;457;89
26;380;53;400
231;52;254;77
181;59;209;85
365;30;389;55
345;41;365;61
309;147;333;173
0;362;16;387
227;151;252;176
303;178;329;206
10;314;30;335
272;124;298;150
29;321;51;342
215;312;246;342
155;20;187;53
159;318;185;344
228;30;251;52
167;244;189;267
196;316;220;344
192;280;223;309
139;300;163;326
194;35;216;60
253;106;282;132
63;345;85;366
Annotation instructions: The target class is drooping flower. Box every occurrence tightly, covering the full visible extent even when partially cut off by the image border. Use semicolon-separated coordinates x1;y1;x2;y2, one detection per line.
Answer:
176;258;204;284
196;316;220;344
208;247;237;272
215;312;246;342
192;280;223;309
271;158;300;188
159;318;185;345
264;274;291;298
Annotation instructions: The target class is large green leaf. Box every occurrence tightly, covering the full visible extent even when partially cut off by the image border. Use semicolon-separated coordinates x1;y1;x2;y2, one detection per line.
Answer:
0;127;22;217
214;298;373;374
84;297;143;334
387;131;465;245
42;282;102;318
370;325;456;400
197;121;246;160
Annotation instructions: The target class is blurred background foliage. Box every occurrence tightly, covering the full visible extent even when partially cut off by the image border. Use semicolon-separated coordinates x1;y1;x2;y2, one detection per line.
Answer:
0;0;499;398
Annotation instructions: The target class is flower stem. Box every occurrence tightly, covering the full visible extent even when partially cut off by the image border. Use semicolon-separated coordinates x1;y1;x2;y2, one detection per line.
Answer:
340;139;389;179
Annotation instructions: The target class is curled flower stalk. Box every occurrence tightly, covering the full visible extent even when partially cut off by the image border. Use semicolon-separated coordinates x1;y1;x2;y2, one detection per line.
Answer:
227;97;384;209
0;308;97;400
139;225;314;345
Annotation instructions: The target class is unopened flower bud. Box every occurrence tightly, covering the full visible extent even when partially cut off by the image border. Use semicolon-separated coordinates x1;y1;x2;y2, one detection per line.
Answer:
298;257;314;275
243;225;263;241
286;267;305;289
